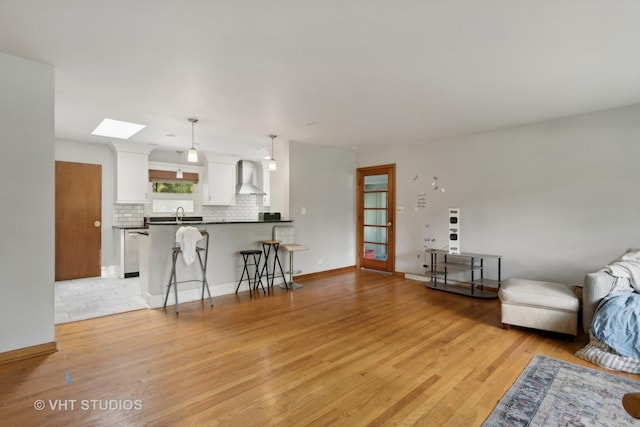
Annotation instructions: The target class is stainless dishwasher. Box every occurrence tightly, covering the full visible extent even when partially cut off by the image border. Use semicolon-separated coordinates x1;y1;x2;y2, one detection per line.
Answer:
124;229;146;277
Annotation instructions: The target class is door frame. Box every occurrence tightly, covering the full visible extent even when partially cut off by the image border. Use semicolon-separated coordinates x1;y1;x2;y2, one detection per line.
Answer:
356;164;396;273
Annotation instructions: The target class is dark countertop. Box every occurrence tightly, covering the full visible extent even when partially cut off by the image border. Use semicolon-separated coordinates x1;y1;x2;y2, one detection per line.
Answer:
147;220;293;225
113;219;292;229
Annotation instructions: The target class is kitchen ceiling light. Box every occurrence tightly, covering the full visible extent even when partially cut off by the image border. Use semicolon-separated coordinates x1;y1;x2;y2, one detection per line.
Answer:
268;134;277;171
176;150;184;179
187;118;199;163
91;118;146;139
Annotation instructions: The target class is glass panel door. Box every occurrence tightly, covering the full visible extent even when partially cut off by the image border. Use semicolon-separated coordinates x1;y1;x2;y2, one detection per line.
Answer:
363;174;389;261
357;165;395;272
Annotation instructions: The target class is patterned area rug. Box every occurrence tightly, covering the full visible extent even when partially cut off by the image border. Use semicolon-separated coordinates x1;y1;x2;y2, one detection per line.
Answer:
483;354;640;426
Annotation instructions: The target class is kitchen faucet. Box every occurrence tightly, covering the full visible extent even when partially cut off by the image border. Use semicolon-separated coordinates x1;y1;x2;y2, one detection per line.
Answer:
176;206;185;222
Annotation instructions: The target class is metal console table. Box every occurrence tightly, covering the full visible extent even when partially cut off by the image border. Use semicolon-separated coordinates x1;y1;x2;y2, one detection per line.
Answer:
426;249;501;299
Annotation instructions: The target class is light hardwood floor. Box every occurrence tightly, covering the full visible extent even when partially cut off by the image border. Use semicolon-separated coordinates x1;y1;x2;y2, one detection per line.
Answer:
0;269;634;426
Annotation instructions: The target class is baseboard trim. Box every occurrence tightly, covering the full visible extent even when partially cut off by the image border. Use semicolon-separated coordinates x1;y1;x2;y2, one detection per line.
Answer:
295;265;356;281
358;268;405;277
405;272;429;282
0;341;58;365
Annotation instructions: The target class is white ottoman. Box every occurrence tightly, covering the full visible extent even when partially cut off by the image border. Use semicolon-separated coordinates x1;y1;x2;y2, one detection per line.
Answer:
499;278;579;336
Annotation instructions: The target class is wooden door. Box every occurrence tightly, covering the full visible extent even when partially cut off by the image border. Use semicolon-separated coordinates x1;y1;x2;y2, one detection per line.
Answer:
55;161;102;280
357;164;396;272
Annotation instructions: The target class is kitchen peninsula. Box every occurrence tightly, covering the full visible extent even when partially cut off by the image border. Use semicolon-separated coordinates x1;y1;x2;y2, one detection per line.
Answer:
139;220;292;308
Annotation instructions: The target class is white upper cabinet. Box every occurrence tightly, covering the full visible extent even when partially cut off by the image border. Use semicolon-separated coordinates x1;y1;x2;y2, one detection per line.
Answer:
116;151;148;203
112;142;154;204
203;161;236;206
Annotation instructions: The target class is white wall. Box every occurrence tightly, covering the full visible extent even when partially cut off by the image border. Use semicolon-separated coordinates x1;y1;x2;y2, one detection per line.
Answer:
289;142;357;274
269;139;290;219
357;103;640;285
55;139;117;268
0;53;55;352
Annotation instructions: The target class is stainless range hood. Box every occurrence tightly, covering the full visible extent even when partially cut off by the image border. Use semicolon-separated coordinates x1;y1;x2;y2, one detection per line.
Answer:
236;160;266;195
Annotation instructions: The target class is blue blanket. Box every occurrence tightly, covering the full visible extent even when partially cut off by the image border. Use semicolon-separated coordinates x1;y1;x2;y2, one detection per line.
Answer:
590;291;640;359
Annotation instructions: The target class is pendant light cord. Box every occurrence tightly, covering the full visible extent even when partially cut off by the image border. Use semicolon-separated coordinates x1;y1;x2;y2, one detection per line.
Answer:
268;134;277;171
190;118;198;150
187;118;199;163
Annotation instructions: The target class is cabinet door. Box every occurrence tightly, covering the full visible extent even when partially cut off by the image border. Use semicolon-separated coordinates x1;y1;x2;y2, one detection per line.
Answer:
117;152;148;203
203;162;236;205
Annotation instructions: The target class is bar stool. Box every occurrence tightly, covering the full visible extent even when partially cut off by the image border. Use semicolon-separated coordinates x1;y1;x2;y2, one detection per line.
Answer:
273;226;309;289
164;229;213;314
236;250;265;296
259;240;286;292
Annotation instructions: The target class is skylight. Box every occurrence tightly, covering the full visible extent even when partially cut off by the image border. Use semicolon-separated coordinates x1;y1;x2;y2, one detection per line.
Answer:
91;118;146;139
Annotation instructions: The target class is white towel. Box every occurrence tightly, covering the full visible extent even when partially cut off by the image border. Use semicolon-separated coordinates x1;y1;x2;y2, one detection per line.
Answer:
175;226;203;266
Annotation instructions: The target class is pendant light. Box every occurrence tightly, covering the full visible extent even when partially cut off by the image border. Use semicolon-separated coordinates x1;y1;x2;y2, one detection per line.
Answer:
187;118;199;163
176;150;183;179
268;134;277;171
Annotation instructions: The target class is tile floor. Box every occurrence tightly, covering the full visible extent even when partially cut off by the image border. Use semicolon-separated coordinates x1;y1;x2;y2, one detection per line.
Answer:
55;276;148;324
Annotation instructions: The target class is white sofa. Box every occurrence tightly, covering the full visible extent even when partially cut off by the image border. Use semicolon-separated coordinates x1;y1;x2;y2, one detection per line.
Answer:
582;270;615;333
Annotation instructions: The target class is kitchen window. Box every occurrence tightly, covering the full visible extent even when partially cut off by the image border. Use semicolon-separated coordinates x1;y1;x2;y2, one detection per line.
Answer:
152;182;194;194
148;169;200;214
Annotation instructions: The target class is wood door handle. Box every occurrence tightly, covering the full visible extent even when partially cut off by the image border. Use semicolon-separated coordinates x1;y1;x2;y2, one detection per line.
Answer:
94;221;101;228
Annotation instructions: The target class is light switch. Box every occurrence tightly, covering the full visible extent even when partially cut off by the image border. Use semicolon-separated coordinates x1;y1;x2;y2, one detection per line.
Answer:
301;206;306;215
397;206;404;214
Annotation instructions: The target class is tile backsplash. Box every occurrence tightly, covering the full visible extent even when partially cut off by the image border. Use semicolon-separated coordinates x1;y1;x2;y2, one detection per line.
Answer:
113;204;145;227
202;194;269;222
113;195;269;226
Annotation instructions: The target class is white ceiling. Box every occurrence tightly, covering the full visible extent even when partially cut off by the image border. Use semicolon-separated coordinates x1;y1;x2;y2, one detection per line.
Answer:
2;1;640;161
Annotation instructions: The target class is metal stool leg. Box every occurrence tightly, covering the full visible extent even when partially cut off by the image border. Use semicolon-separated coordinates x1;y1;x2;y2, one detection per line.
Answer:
164;250;180;312
237;253;252;297
238;250;266;297
272;243;287;289
199;231;213;306
278;250;294;290
196;250;213;307
289;251;294;287
173;266;180;313
259;242;272;290
163;252;174;308
252;252;265;294
164;230;213;314
287;251;303;289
